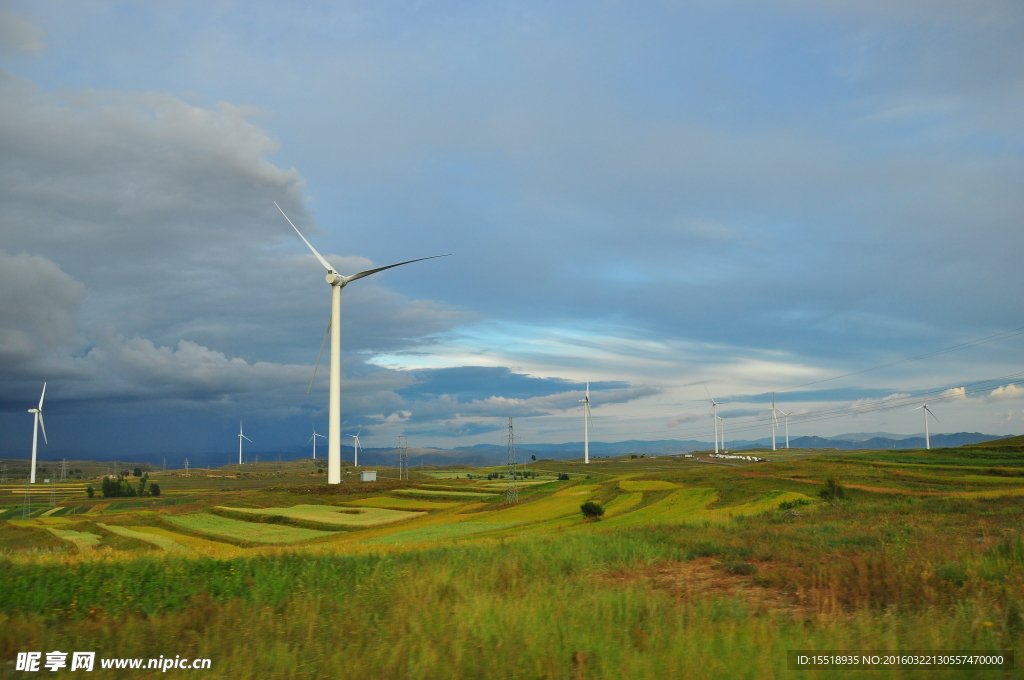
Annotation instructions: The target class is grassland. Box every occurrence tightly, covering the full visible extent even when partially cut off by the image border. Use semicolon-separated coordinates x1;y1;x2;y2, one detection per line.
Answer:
1;444;1023;678
216;504;424;527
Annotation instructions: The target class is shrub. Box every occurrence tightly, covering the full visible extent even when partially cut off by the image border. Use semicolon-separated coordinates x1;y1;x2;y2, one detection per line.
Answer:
86;485;94;498
133;467;142;477
580;501;605;519
558;473;570;481
819;475;848;502
150;483;161;497
630;454;638;459
778;498;811;511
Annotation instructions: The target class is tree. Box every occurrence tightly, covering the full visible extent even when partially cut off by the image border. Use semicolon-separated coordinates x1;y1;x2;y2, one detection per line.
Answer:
86;485;94;498
133;467;142;477
531;455;536;462
580;501;605;519
149;483;161;497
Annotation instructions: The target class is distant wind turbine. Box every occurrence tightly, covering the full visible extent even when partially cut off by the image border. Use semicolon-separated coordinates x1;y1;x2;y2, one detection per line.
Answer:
704;384;720;454
27;383;47;484
309;427;325;459
770;392;779;452
718;415;727;453
275;202;449;485
238;421;252;464
579;383;594;464
778;409;792;448
911;404;939;450
348;431;362;467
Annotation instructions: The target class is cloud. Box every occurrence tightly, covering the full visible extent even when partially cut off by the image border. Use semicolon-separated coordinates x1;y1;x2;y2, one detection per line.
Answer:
988;384;1024;401
0;9;44;54
0;250;84;374
666;412;703;427
941;386;966;399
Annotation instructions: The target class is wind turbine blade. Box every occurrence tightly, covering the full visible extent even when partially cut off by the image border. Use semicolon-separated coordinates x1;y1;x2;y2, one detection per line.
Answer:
242;435;253;442
308;435;314;443
703;382;713;401
274;201;336;273
38;413;48;445
927;408;940;423
38;382;46;410
308;316;331;393
345;254;450;284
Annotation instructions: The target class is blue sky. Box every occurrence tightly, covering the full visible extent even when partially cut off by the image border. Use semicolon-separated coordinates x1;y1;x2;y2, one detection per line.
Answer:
1;1;1022;458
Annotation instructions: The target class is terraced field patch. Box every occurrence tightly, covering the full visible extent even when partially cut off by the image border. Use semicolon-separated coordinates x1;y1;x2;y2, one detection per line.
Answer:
124;526;241;555
395;489;496;499
619;480;678;492
167;513;334;544
343;497;459;511
365;521;522;545
97;523;188;552
600;488;719;527
45;528;102;551
603;492;643;517
467;489;597;523
218;504;423;527
702;491;817;521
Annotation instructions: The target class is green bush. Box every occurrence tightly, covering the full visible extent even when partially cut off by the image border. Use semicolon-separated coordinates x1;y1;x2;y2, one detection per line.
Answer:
819;475;848;502
778;498;811;511
149;483;161;497
580;501;604;519
558;473;570;481
86;485;94;499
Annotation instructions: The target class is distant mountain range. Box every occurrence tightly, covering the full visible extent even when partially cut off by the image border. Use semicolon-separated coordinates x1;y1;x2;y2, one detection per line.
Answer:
13;432;1014;468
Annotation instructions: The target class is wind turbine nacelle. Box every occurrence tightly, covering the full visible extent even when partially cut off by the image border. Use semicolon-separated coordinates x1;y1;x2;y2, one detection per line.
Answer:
326;272;344;285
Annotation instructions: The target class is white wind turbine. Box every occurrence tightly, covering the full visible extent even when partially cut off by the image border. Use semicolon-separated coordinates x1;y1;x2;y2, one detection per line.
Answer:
579;383;594;464
778;409;792;449
238;421;252;464
718;415;727;453
27;383;47;484
769;392;779;452
348;431;362;467
309;427;325;459
704;384;720;454
275;202;448;485
911;404;939;450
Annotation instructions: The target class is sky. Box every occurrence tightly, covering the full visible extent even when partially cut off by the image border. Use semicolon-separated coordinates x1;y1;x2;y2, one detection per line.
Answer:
1;0;1022;460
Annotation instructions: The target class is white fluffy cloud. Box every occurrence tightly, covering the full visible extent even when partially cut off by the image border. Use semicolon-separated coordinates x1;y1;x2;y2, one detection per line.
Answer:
988;384;1024;401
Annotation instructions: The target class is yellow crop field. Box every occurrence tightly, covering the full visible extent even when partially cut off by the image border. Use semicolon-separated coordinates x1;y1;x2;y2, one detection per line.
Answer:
396;489;496;498
365;521;522;545
218;505;424;527
619;480;678;491
124;526;242;556
45;528;102;551
97;523;189;552
602;492;642;517
600;488;719;527
467;489;596;524
343;497;459;511
167;513;335;544
552;485;599;497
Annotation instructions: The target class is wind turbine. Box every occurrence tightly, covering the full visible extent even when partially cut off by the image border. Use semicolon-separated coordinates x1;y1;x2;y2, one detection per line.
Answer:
912;404;939;450
579;383;594;464
27;383;47;484
275;202;448;485
778;409;792;449
718;415;727;453
309;427;325;459
348;431;362;467
769;393;779;452
238;421;252;465
704;384;720;454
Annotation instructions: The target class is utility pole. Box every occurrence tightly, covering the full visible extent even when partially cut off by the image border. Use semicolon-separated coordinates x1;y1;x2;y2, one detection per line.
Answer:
505;417;519;505
397;436;409;480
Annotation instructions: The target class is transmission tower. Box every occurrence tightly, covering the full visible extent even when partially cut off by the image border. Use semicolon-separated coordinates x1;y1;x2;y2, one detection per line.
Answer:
184;458;190;477
60;458;68;482
505;417;519;505
1;463;8;484
22;477;31;519
397;436;409;480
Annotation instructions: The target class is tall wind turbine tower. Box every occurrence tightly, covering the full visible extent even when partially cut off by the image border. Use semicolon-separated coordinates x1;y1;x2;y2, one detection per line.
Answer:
718;415;726;453
704;384;720;454
770;393;779;452
348;431;362;467
27;383;47;483
238;422;252;465
275;202;448;485
309;427;325;459
778;409;792;449
579;383;593;464
912;404;939;450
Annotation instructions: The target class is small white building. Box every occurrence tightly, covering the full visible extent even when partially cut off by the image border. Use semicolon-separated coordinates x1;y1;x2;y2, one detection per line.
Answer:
360;470;377;482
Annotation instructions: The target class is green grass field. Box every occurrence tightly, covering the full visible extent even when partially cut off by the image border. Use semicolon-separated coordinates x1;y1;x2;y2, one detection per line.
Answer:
2;444;1024;678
